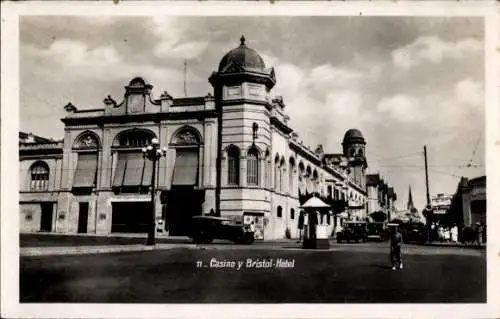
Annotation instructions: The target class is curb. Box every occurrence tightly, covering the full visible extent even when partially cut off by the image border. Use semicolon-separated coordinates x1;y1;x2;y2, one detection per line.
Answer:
20;244;196;257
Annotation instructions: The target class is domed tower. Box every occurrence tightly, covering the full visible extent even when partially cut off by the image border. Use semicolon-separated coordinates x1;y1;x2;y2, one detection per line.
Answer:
342;129;367;187
209;36;276;216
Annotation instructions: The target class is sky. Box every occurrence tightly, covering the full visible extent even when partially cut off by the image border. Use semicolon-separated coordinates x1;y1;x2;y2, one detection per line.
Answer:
19;15;485;211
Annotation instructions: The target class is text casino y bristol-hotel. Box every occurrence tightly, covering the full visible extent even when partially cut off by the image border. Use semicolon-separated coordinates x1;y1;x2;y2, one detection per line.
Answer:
19;36;380;240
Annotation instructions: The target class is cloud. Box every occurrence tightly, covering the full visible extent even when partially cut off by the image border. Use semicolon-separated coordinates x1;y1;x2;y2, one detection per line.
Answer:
22;39;186;87
32;39;122;67
154;40;209;60
454;78;483;107
392;36;482;70
150;16;209;61
376;94;421;123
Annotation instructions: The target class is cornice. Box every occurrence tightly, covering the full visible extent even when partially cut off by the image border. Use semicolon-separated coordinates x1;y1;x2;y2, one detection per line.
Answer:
61;110;218;126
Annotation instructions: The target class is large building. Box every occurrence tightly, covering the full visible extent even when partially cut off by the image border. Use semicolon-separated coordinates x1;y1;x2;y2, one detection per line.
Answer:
447;176;486;228
19;36;371;240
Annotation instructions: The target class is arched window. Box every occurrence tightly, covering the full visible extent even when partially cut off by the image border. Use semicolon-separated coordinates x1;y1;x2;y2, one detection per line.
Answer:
227;146;240;185
290;208;295;220
247;148;259;185
277;205;282;218
289;157;295;193
350;149;356;157
298;162;304;182
117;130;153;147
358;149;364;157
30;162;49;191
274;155;280;191
171;127;201;186
263;149;270;188
280;158;286;192
73;132;100;189
112;129;156;193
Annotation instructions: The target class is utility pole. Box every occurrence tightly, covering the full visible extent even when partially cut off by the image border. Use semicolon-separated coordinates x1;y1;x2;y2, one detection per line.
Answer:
424;145;431;205
423;145;433;243
183;60;188;97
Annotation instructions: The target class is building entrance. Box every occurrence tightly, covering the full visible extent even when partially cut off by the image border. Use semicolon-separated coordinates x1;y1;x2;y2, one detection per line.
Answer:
40;202;53;232
111;202;151;233
77;202;89;233
163;187;204;236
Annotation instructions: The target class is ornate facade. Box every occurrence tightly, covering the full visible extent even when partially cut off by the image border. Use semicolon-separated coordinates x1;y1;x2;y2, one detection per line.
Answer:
19;37;371;240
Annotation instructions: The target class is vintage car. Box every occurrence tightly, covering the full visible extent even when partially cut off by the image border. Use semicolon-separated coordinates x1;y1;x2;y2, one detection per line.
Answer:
337;221;367;243
189;215;255;245
365;222;386;241
402;223;427;244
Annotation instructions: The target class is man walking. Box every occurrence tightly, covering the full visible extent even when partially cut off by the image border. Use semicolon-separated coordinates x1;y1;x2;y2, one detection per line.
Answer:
390;226;403;270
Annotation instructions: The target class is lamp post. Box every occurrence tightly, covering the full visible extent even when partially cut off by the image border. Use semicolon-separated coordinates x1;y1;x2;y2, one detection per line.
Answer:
142;137;167;246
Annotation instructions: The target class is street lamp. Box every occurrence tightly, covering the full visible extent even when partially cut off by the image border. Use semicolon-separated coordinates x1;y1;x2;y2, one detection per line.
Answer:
142;137;167;246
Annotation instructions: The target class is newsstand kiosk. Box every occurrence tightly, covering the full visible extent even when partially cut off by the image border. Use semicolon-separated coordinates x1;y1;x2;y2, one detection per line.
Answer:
300;196;331;249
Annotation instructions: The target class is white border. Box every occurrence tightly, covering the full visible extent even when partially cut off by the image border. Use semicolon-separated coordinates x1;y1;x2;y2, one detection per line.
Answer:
2;1;499;319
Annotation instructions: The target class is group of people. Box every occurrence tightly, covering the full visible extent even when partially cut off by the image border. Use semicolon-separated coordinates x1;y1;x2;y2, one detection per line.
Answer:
433;221;486;245
435;223;459;243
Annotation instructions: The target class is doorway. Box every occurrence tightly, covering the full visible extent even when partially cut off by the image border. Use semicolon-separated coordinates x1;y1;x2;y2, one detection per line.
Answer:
78;202;89;233
40;202;53;232
164;187;204;236
111;202;151;233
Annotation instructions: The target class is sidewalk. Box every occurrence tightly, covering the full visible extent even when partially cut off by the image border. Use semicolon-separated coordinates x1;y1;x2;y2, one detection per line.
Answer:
21;243;196;257
419;241;486;249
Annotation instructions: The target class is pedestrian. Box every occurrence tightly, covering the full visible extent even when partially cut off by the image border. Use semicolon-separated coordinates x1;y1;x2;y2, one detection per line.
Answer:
451;224;458;243
390;225;403;270
249;221;256;233
475;222;483;246
297;211;305;243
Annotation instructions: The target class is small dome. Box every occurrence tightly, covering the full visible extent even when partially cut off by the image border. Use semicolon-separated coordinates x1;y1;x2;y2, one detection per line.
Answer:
218;35;266;73
129;77;147;86
343;129;365;143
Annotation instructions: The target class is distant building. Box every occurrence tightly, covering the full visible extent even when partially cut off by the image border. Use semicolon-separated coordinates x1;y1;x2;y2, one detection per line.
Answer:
448;176;486;227
431;193;453;224
365;173;397;222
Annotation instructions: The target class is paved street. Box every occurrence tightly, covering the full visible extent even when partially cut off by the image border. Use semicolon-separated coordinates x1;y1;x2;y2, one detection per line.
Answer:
20;242;485;303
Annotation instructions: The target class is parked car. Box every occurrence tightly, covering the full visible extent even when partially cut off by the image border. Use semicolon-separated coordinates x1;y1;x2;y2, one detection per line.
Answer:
365;222;386;241
402;223;426;244
189;215;255;244
337;221;367;243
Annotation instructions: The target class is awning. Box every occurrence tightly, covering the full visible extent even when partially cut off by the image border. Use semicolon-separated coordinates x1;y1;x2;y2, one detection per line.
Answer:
123;152;145;186
73;152;98;188
172;148;199;186
300;196;330;209
338;212;348;218
142;159;154;186
112;152;128;187
112;152;152;187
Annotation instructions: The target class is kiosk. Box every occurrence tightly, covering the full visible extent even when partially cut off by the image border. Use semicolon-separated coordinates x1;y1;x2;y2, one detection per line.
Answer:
300;196;332;249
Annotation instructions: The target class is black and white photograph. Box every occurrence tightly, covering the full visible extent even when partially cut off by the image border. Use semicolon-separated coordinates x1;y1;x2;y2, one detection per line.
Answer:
1;2;499;319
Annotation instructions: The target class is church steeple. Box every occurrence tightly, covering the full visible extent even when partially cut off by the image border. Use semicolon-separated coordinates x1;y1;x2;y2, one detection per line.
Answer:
407;185;414;211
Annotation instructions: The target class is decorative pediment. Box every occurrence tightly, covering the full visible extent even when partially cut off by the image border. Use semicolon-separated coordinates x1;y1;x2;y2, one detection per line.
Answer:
74;133;99;149
172;128;201;145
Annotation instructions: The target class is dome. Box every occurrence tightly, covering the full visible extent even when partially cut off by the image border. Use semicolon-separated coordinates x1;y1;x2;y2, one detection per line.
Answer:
218;36;266;73
343;129;365;143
